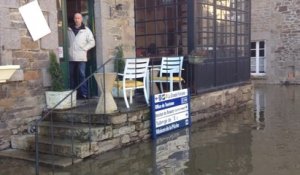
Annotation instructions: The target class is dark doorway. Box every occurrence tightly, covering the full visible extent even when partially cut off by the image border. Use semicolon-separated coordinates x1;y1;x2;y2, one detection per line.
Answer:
57;0;97;96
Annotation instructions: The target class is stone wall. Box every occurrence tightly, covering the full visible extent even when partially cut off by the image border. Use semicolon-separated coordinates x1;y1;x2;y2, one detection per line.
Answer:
92;84;253;155
0;0;58;150
251;0;300;84
191;83;253;121
94;0;136;71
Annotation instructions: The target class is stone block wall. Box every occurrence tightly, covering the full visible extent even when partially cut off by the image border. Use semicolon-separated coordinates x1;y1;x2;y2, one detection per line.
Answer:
91;110;151;155
0;0;58;150
94;0;136;71
91;84;253;156
191;83;253;122
251;0;300;84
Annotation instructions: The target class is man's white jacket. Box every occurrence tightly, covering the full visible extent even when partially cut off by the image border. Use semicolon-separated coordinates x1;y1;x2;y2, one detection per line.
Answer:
67;26;95;62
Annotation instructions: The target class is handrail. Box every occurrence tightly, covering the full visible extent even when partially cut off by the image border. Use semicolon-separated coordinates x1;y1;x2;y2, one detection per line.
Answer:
34;57;115;175
34;57;114;126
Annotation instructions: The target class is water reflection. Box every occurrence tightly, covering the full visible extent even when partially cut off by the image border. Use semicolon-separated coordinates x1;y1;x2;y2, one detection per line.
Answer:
186;107;254;175
254;88;266;130
154;128;190;175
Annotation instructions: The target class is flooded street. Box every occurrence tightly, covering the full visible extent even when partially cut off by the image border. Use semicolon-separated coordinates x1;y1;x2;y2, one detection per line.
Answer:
1;85;300;175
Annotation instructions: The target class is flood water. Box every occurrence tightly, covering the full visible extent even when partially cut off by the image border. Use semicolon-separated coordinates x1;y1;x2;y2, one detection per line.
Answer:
1;85;300;175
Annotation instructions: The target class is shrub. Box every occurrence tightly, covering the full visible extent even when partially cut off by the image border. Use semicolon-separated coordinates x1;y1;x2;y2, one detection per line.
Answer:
48;51;64;91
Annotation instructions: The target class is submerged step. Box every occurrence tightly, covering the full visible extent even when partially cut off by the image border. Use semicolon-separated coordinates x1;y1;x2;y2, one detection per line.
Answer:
39;121;113;142
47;111;131;125
0;149;82;167
37;137;97;159
48;111;114;124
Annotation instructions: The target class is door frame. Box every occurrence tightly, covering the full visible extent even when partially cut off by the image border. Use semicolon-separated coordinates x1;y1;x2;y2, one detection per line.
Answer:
59;0;97;95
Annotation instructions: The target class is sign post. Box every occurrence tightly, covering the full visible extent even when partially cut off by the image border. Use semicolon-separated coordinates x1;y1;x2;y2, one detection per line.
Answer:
151;89;191;139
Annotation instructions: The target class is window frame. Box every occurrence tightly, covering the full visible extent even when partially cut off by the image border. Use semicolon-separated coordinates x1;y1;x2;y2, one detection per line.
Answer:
251;40;266;76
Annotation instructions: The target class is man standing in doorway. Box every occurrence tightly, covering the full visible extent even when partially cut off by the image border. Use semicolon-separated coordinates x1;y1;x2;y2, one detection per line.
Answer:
68;13;95;99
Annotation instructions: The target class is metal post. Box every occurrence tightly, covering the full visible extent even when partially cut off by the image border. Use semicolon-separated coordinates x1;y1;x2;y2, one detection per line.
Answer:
35;124;39;175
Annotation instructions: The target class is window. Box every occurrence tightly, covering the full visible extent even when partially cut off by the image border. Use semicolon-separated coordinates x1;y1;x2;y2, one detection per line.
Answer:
251;41;265;75
134;0;188;57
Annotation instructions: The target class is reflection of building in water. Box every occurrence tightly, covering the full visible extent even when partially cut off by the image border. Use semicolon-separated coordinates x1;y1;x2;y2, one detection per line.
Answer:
254;88;266;129
155;128;190;175
187;109;254;175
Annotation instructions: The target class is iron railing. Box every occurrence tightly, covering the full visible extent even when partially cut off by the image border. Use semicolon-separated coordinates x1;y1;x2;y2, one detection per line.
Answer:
33;56;250;174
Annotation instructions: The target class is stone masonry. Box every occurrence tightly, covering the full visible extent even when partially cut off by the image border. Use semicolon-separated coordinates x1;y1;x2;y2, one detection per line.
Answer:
94;0;136;71
252;0;300;84
0;0;58;150
32;83;253;160
0;0;253;156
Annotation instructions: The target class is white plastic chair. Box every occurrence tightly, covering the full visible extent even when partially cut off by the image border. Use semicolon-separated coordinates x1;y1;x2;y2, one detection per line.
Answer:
152;56;184;92
114;58;150;108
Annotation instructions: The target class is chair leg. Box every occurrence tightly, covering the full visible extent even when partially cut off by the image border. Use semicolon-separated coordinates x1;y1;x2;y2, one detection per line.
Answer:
160;82;164;93
143;87;149;105
123;88;130;108
179;81;182;90
129;90;133;104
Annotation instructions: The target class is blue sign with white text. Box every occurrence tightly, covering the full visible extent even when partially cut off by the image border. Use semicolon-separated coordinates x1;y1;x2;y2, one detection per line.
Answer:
151;89;191;139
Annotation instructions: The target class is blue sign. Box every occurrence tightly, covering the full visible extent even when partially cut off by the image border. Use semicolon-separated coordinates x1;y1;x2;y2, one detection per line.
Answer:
151;89;191;139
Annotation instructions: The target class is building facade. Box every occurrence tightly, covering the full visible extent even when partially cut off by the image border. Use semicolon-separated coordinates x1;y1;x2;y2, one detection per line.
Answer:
0;0;250;151
0;0;136;150
251;0;300;84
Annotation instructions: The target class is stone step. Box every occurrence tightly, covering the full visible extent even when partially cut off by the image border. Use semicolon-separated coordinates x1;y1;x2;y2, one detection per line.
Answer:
48;111;131;125
0;149;82;168
38;121;113;142
47;112;115;124
37;137;96;159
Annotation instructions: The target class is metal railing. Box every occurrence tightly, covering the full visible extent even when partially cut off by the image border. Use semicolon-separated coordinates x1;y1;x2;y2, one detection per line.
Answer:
34;58;116;174
33;56;250;174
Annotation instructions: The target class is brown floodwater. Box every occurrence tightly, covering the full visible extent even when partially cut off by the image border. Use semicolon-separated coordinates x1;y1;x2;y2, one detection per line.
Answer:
1;85;300;175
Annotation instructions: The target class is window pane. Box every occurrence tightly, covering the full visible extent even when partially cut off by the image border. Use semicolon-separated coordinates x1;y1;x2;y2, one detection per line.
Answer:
136;36;145;48
251;42;256;49
146;22;156;34
259;41;265;48
146;0;155;7
156;34;166;47
135;0;145;8
156;6;165;20
156;21;166;33
251;66;256;73
136;23;146;35
259;58;265;73
259;50;264;57
251;50;256;57
146;8;155;21
135;9;145;22
146;35;156;47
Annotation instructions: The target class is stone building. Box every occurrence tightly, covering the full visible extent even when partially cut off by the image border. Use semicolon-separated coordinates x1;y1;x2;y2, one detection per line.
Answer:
0;0;251;159
251;0;300;84
0;0;136;150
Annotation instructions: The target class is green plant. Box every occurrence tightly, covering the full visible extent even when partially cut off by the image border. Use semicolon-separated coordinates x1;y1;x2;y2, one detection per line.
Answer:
114;45;125;74
48;51;64;91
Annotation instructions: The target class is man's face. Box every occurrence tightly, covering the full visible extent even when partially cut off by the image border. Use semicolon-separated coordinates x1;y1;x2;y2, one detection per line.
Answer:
74;13;83;27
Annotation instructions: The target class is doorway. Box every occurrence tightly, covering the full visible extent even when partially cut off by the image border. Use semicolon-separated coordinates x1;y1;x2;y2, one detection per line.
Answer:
57;0;97;96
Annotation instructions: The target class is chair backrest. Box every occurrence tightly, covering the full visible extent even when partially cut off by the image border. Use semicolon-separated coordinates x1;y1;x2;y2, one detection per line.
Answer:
123;58;149;79
160;56;184;76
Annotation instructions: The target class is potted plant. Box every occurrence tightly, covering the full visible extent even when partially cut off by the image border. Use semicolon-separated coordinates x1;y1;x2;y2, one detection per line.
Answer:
114;45;125;74
45;51;77;109
111;45;133;98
